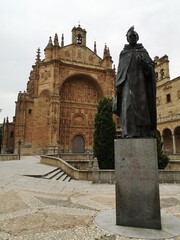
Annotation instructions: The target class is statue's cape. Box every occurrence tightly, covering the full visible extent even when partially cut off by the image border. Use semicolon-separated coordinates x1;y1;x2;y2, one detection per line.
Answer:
116;44;152;86
114;43;157;130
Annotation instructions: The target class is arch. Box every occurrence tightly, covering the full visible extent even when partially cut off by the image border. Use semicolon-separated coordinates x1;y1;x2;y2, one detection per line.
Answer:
72;113;86;126
72;135;85;153
162;128;173;154
60;73;104;98
174;126;180;153
39;89;50;100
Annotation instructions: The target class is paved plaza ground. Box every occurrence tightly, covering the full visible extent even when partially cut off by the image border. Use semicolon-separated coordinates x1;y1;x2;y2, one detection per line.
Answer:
0;156;180;240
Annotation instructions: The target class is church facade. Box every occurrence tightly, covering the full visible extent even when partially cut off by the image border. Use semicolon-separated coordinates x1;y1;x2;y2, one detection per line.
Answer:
1;25;115;155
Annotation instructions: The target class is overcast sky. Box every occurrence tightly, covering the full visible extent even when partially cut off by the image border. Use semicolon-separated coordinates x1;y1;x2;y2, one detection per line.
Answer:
1;0;180;123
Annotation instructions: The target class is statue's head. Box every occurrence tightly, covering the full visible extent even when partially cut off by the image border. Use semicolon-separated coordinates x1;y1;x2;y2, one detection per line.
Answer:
126;26;139;46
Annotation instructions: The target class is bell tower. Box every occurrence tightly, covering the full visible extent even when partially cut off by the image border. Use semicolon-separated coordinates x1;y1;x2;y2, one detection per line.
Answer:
72;24;87;46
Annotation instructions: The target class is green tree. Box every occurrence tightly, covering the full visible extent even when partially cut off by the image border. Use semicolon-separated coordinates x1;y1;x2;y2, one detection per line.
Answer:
152;130;169;169
93;97;116;169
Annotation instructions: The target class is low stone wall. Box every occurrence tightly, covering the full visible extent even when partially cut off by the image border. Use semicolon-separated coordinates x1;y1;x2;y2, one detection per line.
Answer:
166;161;180;170
66;160;93;170
0;154;18;161
40;155;92;181
167;154;180;161
92;170;180;184
92;170;115;183
159;170;180;183
40;155;180;183
60;153;93;160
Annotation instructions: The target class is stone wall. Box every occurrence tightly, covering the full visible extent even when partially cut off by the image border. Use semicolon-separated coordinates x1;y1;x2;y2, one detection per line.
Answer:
168;154;180;160
159;170;180;183
66;160;93;170
166;161;180;170
60;153;93;160
0;154;18;161
40;155;92;181
40;155;180;183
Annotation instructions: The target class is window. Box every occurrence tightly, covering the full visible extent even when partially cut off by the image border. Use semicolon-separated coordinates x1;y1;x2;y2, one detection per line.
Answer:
160;69;165;79
178;90;180;99
77;34;82;44
155;72;158;81
28;109;32;114
10;131;14;138
166;94;171;103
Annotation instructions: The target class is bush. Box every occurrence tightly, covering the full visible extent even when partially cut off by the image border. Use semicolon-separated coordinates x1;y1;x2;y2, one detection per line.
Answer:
151;130;169;169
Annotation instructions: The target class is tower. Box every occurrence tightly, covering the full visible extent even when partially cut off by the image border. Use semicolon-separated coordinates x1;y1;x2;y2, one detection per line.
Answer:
72;24;87;46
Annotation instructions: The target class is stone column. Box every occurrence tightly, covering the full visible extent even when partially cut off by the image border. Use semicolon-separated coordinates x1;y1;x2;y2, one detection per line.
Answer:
172;134;176;154
115;138;161;230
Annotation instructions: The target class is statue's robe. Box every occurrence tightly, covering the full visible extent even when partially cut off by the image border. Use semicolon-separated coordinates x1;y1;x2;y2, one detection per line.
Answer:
114;43;156;137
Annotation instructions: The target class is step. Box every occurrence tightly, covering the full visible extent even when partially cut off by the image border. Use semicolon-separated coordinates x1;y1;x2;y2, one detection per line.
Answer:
43;168;61;179
23;167;72;182
56;172;66;180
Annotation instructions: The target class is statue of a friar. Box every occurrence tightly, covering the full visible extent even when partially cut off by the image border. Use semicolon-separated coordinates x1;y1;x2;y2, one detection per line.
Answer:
113;26;157;138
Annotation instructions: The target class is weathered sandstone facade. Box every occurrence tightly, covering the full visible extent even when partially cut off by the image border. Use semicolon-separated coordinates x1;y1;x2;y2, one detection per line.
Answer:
155;55;180;154
2;25;115;155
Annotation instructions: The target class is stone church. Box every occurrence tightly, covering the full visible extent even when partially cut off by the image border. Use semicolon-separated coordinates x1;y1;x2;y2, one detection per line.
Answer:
2;25;115;155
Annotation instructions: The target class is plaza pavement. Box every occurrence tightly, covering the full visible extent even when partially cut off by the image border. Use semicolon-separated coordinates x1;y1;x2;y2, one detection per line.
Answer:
0;156;180;240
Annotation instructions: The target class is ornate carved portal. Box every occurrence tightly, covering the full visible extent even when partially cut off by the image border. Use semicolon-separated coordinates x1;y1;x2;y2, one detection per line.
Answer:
59;75;103;153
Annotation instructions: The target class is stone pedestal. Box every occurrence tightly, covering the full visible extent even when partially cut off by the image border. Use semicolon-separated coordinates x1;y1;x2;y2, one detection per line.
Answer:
115;138;161;229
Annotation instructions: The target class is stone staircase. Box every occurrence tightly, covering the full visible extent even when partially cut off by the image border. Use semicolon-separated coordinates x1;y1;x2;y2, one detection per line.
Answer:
24;167;72;182
43;168;72;181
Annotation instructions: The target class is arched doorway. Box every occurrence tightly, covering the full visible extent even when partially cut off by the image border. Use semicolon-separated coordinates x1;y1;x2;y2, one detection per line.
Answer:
72;135;85;153
174;126;180;153
163;128;173;154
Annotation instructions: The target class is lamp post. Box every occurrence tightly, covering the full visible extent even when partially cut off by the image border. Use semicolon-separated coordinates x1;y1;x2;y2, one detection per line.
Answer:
18;139;22;160
57;138;61;158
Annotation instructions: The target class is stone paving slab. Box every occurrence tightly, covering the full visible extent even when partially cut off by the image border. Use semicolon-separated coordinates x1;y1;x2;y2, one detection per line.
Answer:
0;156;180;240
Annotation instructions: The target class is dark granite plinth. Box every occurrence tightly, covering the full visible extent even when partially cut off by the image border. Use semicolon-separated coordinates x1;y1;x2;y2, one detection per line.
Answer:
115;139;161;229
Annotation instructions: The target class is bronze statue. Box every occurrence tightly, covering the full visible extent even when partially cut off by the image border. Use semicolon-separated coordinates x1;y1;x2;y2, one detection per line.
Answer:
113;26;156;138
